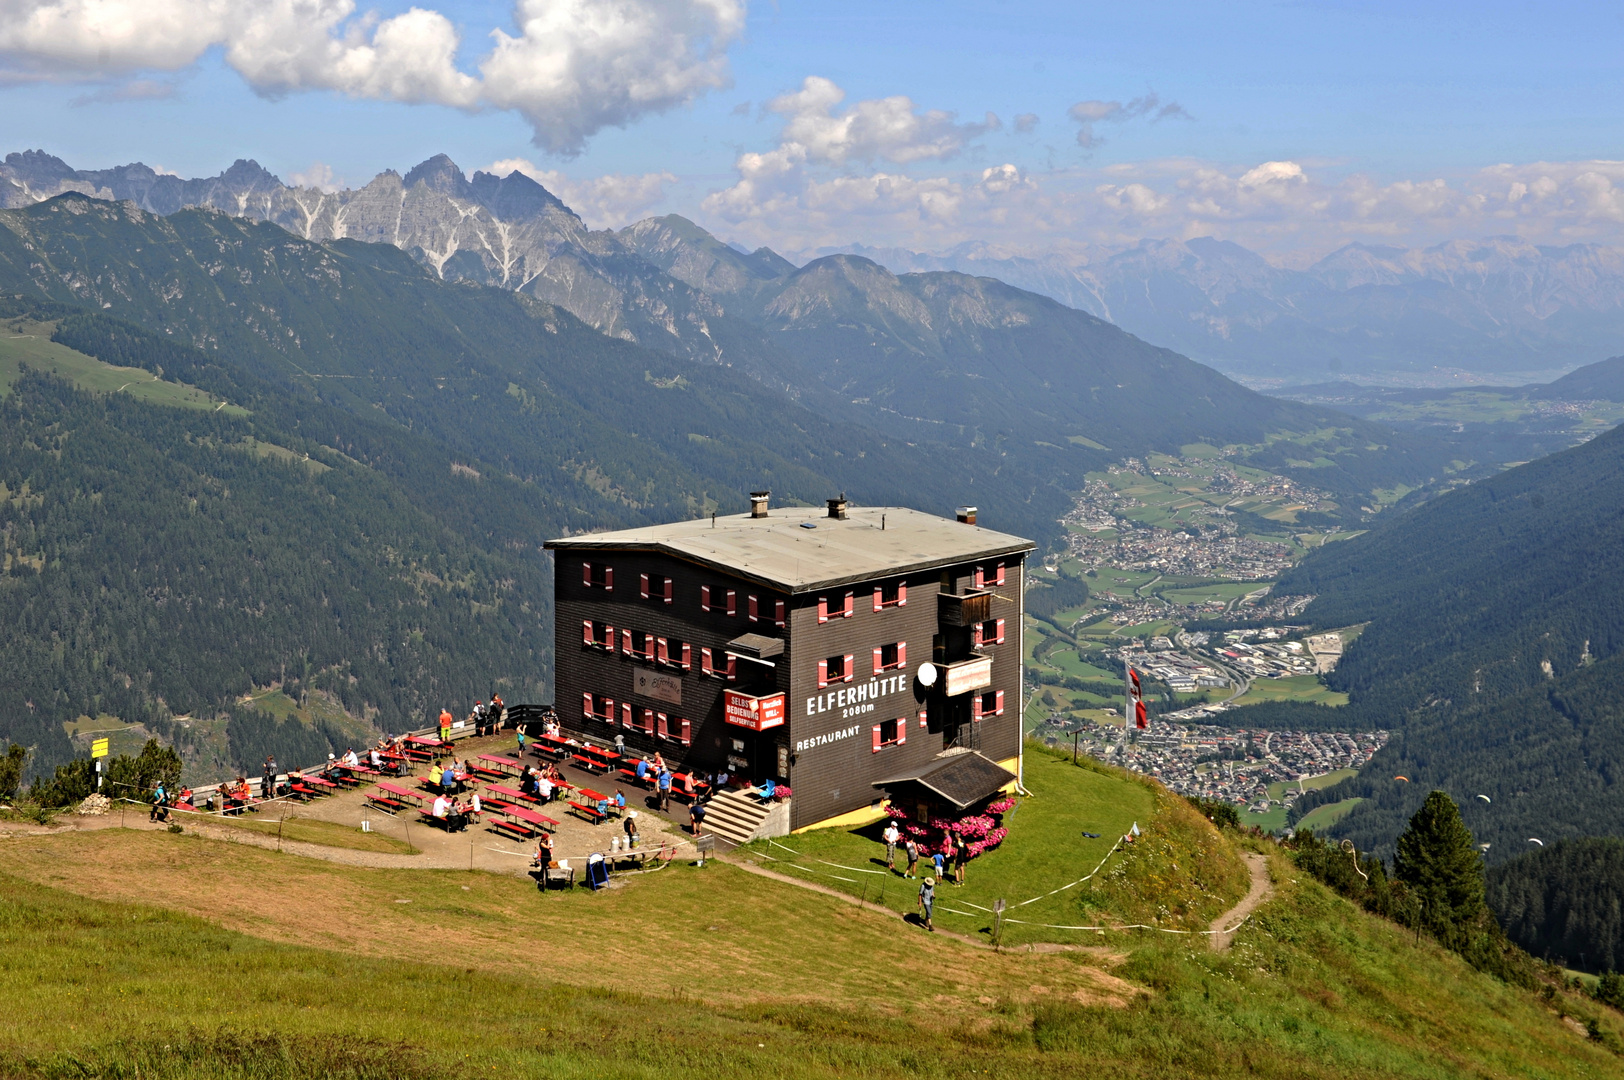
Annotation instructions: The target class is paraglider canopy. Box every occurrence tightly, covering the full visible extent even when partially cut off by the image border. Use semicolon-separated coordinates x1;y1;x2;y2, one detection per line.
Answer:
1475;794;1491;803
1527;838;1545;846
1394;775;1410;782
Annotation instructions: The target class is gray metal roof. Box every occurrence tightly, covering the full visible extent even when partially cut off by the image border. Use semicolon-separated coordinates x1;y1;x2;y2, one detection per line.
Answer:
545;506;1033;594
873;750;1018;810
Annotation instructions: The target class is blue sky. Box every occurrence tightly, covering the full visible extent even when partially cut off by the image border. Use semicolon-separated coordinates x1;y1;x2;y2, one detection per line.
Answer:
4;1;1623;255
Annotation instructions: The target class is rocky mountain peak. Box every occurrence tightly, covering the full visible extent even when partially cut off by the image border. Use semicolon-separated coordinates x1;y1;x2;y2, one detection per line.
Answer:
402;154;469;195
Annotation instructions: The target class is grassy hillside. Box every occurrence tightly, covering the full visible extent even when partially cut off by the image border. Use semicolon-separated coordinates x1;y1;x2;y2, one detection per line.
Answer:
2;750;1620;1078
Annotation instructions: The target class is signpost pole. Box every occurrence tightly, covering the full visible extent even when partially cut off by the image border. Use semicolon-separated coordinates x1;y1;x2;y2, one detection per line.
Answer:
994;898;1006;949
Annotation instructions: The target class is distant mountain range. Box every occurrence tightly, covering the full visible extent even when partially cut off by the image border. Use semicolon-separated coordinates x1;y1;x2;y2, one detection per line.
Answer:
828;237;1624;387
0;150;1461;513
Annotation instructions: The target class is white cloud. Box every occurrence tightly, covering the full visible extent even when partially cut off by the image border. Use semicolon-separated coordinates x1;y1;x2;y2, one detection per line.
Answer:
699;154;1624;258
487;157;676;229
765;76;996;165
288;161;339;192
0;0;745;154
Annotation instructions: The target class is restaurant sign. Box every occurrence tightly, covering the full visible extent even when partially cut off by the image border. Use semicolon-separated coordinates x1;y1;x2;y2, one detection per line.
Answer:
724;689;786;731
634;668;683;706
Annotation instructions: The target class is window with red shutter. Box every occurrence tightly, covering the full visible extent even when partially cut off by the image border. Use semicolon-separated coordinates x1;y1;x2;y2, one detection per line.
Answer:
871;725;882;753
817;659;828;689
662;577;673;604
872;647;883;675
726;590;737;617
620;629;632;655
843;654;854;682
896;717;906;745
842;592;854;618
873;586;883;613
603;698;615;722
603;567;613;591
748;594;759;622
680;643;691;670
995;618;1006;644
700;647;713;675
974;566;985;589
640;573;650;599
701;585;711;612
995;562;1006;586
897;641;907;667
582;562;593;586
897;582;907;606
582;620;594;646
995;690;1005;716
582;692;593;719
817;597;828;624
679;718;691;746
619;702;632;727
774;599;786;628
656;638;668;664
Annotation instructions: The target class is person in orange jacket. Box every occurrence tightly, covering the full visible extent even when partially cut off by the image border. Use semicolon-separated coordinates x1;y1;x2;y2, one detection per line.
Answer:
438;707;453;743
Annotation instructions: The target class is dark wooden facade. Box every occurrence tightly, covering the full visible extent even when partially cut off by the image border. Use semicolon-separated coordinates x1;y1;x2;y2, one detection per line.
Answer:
551;518;1029;831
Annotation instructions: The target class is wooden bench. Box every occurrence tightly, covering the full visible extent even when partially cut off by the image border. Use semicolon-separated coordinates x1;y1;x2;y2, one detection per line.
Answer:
490;819;535;842
367;793;409;814
617;767;654;789
568;800;606;824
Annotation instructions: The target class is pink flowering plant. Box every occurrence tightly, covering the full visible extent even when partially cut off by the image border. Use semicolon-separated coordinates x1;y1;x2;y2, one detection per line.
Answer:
881;794;1017;861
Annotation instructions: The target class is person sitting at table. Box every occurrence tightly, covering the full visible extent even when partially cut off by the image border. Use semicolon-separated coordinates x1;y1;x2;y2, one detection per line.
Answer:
634;756;650;783
595;795;610;821
652;751;666;774
442;764;459;796
716;769;730;789
537;773;554;803
369;747;383;770
342;747;360;769
544;716;560;739
177;786;194;809
613;789;626;813
432;793;450;823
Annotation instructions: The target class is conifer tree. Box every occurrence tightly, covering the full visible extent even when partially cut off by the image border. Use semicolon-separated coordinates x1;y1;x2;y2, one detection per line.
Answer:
1394;789;1487;946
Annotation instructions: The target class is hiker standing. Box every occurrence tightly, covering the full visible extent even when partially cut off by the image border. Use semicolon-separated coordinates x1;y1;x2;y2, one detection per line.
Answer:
904;837;920;879
952;834;969;885
657;769;672;812
438;707;452;745
917;877;936;932
262;756;277;800
883;820;900;870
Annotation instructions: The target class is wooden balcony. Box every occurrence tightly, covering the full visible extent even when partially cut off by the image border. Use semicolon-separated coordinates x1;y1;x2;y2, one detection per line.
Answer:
937;590;992;627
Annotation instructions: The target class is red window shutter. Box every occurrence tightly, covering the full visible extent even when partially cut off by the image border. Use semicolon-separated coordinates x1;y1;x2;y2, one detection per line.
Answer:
817;596;828;624
604;698;614;721
603;567;613;591
680;643;691;670
843;654;854;683
679;718;691;746
748;594;759;622
897;582;907;606
701;585;711;612
640;573;650;599
974;566;985;589
656;638;668;664
897;641;907;667
995;690;1005;716
896;718;906;745
582;692;593;719
919;709;927;728
775;599;786;628
619;702;631;727
873;586;883;613
872;647;883;675
972;694;983;721
604;624;614;649
726;590;737;617
663;578;673;604
725;655;736;680
996;618;1006;644
582;619;594;646
817;660;828;689
620;629;632;654
700;647;712;674
872;725;882;753
996;562;1006;586
972;623;983;647
582;562;593;586
843;592;854;618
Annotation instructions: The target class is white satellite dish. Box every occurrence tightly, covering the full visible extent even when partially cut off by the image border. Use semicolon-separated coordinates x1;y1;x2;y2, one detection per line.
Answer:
917;662;938;689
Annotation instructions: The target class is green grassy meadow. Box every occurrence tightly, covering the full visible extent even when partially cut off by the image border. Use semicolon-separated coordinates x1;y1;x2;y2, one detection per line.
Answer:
0;318;246;415
4;748;1622;1078
204;812;420;855
1296;797;1366;833
1233;674;1350;707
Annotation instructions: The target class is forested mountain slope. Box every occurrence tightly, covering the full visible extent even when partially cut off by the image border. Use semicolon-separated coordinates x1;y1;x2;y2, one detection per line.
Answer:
1258;421;1624;857
1488;837;1624;972
0;196;1064;780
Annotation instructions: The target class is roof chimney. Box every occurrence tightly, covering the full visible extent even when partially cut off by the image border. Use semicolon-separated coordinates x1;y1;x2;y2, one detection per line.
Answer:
826;493;848;520
750;490;771;518
955;505;978;526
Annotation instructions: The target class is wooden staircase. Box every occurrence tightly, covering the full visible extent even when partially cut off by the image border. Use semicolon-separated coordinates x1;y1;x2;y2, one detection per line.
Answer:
700;788;775;848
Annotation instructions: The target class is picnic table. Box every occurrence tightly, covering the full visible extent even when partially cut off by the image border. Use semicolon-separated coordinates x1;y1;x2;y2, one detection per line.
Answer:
532;733;571;760
484;783;541;807
368;781;424;815
668;772;709;803
568;787;611;824
403;735;443;761
471;754;520;782
488;803;559;842
571;745;620;774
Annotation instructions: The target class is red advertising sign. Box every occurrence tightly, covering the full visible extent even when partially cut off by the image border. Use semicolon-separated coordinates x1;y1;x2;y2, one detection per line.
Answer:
724;690;786;731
